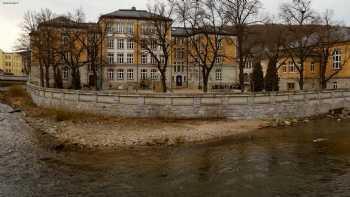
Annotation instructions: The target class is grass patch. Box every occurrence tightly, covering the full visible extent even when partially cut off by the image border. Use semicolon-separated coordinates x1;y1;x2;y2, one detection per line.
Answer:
0;85;35;109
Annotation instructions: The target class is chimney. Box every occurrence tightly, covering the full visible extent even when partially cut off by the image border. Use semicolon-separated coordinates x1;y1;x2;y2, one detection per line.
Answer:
131;6;136;11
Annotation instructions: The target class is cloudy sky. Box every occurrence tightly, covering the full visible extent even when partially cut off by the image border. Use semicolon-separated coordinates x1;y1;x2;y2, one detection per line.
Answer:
0;0;349;51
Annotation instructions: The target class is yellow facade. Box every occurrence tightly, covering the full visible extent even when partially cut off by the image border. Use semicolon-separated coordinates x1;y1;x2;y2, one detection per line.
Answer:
276;41;350;90
99;18;173;66
0;49;24;76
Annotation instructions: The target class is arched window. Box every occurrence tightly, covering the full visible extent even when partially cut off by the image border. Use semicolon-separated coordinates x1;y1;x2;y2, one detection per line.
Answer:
333;48;342;70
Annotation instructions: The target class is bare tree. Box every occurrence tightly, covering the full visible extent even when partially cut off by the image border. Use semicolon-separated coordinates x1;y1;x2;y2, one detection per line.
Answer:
78;24;106;90
280;0;320;90
259;23;288;91
17;9;55;50
224;0;262;92
135;0;175;92
56;9;90;90
26;9;56;87
175;0;228;92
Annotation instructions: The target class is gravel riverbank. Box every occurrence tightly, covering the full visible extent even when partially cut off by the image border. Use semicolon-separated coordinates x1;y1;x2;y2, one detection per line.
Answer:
26;115;268;150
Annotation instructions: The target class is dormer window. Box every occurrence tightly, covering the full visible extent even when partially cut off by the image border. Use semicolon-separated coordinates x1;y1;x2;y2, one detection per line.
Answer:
333;48;342;70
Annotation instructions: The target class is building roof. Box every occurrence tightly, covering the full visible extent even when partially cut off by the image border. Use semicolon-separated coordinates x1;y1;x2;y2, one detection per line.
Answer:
171;27;190;37
99;7;172;21
38;16;98;29
171;26;235;37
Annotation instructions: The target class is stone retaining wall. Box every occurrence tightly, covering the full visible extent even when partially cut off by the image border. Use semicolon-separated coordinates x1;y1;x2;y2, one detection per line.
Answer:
27;83;350;119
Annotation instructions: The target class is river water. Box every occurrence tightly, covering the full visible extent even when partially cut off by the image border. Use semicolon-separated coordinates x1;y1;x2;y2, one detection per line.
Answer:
1;103;350;197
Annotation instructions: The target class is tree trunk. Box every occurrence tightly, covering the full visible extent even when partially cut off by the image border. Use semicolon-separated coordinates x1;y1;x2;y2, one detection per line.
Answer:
54;67;63;89
160;71;167;93
299;70;304;90
237;29;245;93
71;68;81;90
92;64;98;90
202;68;209;93
239;63;245;92
319;52;328;89
39;64;44;87
45;65;50;88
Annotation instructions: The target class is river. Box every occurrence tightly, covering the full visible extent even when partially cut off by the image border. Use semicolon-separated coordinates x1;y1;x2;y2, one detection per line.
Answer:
1;103;350;197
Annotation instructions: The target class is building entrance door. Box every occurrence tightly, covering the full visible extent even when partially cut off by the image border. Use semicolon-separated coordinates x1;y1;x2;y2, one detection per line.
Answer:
176;75;183;87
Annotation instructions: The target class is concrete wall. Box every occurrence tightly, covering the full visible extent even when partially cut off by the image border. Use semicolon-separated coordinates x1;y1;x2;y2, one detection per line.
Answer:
27;83;350;119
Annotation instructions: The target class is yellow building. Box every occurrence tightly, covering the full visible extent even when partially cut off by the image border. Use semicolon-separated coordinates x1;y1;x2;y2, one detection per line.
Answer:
172;27;238;90
99;7;238;91
99;7;174;90
30;7;239;91
274;41;350;91
30;17;97;88
0;49;25;76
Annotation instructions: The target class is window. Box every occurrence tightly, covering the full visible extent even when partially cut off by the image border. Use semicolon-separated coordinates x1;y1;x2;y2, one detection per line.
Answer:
151;40;157;50
176;38;184;45
127;69;134;80
117;39;124;49
126;24;134;34
142;25;155;34
282;65;287;73
175;62;184;73
159;55;165;64
151;56;157;65
117;53;124;64
333;48;342;70
62;33;69;45
141;54;148;64
176;48;184;60
141;69;148;80
288;62;297;73
106;23;113;33
216;35;222;48
117;69;124;80
107;69;114;80
63;67;69;80
333;81;338;89
310;63;315;73
108;53;114;64
127;39;134;49
127;53;134;64
116;23;123;33
216;56;223;64
287;83;295;91
150;69;158;80
245;60;253;69
108;38;114;49
216;69;222;81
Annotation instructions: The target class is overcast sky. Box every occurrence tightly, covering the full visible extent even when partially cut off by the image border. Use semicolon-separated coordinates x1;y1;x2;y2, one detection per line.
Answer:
0;0;350;51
